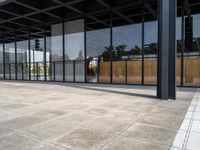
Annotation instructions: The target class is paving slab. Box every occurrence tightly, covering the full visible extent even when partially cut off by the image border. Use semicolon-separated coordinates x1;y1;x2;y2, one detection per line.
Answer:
0;81;196;150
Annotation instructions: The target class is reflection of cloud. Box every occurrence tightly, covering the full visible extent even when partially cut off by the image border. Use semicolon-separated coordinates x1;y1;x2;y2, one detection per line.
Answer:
113;24;142;50
87;29;110;57
144;21;158;44
65;32;84;60
87;21;158;57
193;14;200;38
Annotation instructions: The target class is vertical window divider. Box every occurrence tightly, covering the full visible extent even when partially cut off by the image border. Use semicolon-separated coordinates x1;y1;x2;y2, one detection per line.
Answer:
28;29;31;81
110;11;113;84
62;21;65;82
181;2;184;87
22;63;24;80
3;32;5;80
44;24;47;81
14;32;17;80
84;16;87;83
142;0;145;85
125;60;127;84
73;60;75;82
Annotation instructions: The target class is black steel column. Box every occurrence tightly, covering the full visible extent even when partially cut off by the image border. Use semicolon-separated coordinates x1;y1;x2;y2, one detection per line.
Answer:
157;0;176;100
168;0;177;99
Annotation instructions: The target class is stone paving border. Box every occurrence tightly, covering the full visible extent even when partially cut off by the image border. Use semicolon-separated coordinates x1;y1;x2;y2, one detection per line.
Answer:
171;89;200;150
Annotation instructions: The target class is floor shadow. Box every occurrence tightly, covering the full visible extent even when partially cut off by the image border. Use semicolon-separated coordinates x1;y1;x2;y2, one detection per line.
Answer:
0;80;157;99
64;84;157;99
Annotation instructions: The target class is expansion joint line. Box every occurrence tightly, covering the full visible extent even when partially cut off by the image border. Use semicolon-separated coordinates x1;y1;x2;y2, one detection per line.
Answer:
182;89;199;150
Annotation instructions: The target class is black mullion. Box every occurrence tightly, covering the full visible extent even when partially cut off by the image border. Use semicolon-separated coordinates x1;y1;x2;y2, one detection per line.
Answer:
28;30;31;81
14;33;17;80
73;61;75;82
62;21;65;82
142;1;145;85
181;3;184;87
22;63;24;80
110;11;113;84
9;63;11;79
84;16;87;83
125;60;127;84
3;33;5;80
44;25;47;81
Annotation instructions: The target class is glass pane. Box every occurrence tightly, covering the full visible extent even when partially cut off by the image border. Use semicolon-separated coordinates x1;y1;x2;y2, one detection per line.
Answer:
127;60;142;84
65;61;74;82
144;20;158;85
46;35;51;81
112;61;126;83
99;61;110;83
5;42;15;79
183;12;200;86
176;16;182;86
64;19;85;82
75;61;85;82
86;16;110;83
17;40;28;80
51;23;63;81
30;38;45;81
112;23;142;84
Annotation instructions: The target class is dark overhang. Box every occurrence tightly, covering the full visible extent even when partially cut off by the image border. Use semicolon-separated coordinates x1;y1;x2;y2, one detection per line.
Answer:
0;0;200;43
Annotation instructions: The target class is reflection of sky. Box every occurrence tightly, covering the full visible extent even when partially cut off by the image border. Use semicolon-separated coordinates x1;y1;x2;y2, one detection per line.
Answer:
87;29;110;57
113;24;142;50
0;0;6;3
65;32;84;60
144;21;158;44
193;14;200;38
87;21;158;57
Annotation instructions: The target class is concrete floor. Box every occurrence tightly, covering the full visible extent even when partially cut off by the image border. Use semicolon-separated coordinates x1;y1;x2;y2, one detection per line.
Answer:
0;81;196;150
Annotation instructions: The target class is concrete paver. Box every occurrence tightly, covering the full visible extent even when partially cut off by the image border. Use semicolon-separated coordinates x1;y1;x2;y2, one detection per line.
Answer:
0;81;196;150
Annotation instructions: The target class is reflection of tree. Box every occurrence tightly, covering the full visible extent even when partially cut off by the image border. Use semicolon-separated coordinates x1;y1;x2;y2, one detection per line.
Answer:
99;44;143;60
130;45;142;55
116;44;126;59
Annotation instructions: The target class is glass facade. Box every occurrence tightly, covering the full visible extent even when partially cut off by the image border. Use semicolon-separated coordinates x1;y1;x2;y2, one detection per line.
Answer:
30;38;45;81
51;23;63;81
112;20;142;84
16;40;28;80
5;42;15;79
0;0;199;87
86;18;110;83
64;19;85;82
183;14;200;86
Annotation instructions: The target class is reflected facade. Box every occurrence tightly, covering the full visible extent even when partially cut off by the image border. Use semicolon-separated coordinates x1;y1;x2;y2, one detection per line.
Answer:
0;0;199;87
65;19;85;82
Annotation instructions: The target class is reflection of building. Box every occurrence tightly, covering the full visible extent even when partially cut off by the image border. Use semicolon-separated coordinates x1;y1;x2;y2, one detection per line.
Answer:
0;0;200;99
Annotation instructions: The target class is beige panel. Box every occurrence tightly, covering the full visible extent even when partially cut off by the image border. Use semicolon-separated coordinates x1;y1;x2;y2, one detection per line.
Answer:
144;59;157;85
112;61;126;83
127;60;142;84
99;61;110;83
184;57;200;86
